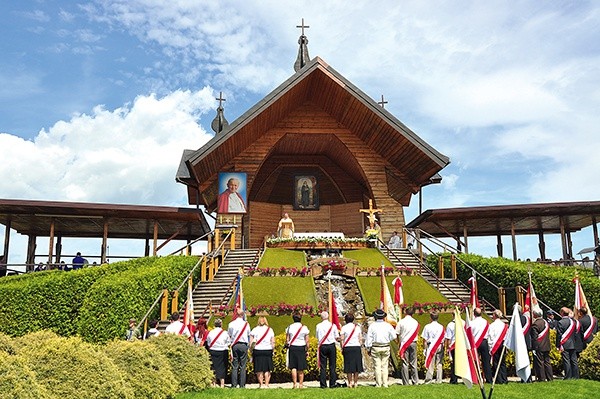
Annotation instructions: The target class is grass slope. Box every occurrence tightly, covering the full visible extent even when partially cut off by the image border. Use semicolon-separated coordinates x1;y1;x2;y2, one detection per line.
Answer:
258;249;306;268
343;248;394;268
176;379;598;399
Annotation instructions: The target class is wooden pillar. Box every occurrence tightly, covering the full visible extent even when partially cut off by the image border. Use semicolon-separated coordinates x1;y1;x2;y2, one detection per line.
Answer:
153;220;159;256
231;228;236;250
186;222;192;256
144;237;150;257
55;235;62;263
160;289;169;320
451;254;457;279
101;220;109;264
438;256;444;279
456;238;462;253
47;218;55;264
538;231;546;261
559;216;568;261
171;290;179;314
26;235;37;270
214;229;220;251
592;215;599;246
498;287;506;316
566;231;573;260
496;234;503;257
511;220;517;261
201;256;207;282
3;217;11;262
207;234;213;253
463;225;469;254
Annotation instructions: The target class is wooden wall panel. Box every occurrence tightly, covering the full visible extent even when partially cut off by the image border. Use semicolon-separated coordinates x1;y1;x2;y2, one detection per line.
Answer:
248;202;282;248
330;202;364;237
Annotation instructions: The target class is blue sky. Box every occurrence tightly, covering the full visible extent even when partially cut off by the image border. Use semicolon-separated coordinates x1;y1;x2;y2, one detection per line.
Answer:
1;1;600;263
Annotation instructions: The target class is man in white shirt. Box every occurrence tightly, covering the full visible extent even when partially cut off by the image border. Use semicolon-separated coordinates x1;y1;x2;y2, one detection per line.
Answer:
228;309;250;388
421;311;445;384
388;231;401;249
471;307;492;383
487;309;508;384
444;313;458;384
164;312;190;337
396;307;420;385
316;311;340;388
365;309;397;387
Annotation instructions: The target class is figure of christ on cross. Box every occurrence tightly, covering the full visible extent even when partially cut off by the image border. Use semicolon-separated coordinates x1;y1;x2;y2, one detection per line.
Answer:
359;199;382;229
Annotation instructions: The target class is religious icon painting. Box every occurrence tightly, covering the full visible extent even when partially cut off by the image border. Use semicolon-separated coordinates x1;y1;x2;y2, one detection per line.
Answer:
294;175;319;210
217;172;248;214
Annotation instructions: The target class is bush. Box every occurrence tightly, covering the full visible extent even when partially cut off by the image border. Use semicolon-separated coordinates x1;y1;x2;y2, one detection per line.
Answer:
0;332;15;355
145;334;212;392
16;333;134;399
0;352;54;399
103;340;178;399
580;332;600;380
78;256;200;343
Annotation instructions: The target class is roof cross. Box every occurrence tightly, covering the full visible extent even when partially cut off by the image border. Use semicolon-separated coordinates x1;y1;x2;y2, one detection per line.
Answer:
378;95;388;108
215;91;226;108
296;18;310;36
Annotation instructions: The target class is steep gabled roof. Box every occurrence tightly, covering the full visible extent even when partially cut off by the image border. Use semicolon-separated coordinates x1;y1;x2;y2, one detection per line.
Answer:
178;56;449;190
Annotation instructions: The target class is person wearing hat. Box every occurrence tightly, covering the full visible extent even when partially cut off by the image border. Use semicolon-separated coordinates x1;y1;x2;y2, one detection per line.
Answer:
365;309;397;387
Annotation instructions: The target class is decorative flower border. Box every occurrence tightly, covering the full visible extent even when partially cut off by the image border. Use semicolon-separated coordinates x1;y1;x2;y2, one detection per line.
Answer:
246;265;413;277
266;236;369;245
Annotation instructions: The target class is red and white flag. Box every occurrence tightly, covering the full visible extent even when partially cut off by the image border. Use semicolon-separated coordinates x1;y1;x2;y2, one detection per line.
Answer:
574;276;596;340
454;308;479;388
468;273;480;310
525;280;542;315
181;276;195;337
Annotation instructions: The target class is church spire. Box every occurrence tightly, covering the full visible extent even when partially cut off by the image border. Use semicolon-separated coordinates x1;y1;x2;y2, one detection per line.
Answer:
211;91;229;135
294;18;311;72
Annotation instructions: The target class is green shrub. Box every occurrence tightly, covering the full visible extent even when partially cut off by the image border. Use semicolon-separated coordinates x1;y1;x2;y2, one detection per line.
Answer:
103;339;178;399
16;333;134;399
0;352;54;399
580;332;600;380
0;332;15;355
78;256;200;343
145;334;212;392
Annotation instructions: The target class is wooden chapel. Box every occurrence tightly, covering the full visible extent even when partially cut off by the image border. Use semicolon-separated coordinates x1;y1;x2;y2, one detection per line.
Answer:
176;28;449;249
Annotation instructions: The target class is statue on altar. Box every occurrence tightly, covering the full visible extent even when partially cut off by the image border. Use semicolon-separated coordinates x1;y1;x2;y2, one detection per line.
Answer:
278;213;295;239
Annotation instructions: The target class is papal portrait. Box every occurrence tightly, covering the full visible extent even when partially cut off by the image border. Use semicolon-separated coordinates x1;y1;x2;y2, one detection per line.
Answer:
217;172;248;214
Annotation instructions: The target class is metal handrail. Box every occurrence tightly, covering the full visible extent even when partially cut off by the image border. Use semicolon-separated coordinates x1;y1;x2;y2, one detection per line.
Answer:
377;239;412;270
167;230;213;256
405;228;459;254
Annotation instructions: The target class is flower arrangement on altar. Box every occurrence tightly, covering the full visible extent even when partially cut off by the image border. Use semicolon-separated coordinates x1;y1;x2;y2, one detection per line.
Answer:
246;266;309;277
214;303;317;317
364;228;379;239
266;236;369;245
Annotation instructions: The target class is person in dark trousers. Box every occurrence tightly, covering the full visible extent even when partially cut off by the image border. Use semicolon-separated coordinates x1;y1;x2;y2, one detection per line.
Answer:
553;307;578;379
315;311;339;388
531;309;553;381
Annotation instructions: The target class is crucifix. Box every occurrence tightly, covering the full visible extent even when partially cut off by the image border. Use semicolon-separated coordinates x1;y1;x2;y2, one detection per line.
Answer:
296;18;310;36
359;199;383;229
378;94;388;108
215;91;226;108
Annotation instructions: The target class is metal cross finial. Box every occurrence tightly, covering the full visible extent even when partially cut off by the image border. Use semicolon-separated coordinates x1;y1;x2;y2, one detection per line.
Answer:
215;91;226;108
296;18;310;36
378;95;388;108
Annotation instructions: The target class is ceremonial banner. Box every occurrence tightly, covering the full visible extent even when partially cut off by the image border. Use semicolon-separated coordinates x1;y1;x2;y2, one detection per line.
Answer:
453;308;478;389
380;263;398;324
181;276;195;337
504;303;531;382
525;279;542;315
468;273;480;310
232;271;246;320
328;281;341;330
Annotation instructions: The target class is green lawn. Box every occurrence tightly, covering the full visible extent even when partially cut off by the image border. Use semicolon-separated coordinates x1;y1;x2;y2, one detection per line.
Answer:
343;248;394;268
176;379;598;399
258;249;307;268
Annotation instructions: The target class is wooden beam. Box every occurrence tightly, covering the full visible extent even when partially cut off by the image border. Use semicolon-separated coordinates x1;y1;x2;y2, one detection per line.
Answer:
511;219;517;261
463;224;469;254
153;220;159;256
55;235;62;263
560;216;568;261
47;218;55;264
538;231;546;261
496;234;503;257
592;215;599;246
26;235;36;269
101;220;109;264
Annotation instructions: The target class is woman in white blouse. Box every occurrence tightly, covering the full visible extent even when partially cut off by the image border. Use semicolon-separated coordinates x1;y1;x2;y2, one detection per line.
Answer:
205;318;231;388
249;316;275;388
340;313;364;388
285;313;310;389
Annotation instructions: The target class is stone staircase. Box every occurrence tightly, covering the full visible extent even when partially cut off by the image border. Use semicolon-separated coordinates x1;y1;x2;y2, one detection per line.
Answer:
158;248;260;331
384;248;472;304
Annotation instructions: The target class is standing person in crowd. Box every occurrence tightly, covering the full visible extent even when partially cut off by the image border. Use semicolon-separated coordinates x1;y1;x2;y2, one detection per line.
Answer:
72;252;86;270
340;313;363;388
228;308;250;388
571;310;584;376
365;309;397;388
164;312;190;337
531;309;553;382
206;318;230;388
316;311;339;388
249;316;275;389
577;307;598;350
144;319;161;339
487;309;508;384
471;307;492;383
444;312;458;384
396;307;419;385
519;305;533;382
285;313;310;389
421;311;445;384
553;307;578;379
124;318;141;341
194;318;209;348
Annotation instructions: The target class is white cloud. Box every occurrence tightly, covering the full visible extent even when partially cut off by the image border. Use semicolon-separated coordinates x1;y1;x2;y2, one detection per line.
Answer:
0;89;216;205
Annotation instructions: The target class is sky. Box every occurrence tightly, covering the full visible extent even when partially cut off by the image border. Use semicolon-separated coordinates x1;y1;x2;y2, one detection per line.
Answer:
1;1;600;264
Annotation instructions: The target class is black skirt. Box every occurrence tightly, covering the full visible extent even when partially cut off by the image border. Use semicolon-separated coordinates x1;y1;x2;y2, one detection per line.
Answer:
342;346;364;373
209;349;229;380
288;345;308;370
253;349;274;372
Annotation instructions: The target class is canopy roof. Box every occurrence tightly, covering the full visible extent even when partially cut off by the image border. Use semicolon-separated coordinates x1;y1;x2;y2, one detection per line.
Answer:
406;201;600;237
177;56;449;207
0;199;210;240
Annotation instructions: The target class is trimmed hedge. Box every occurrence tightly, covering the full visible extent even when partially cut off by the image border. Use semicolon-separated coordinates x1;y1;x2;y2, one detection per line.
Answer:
0;352;54;399
432;253;600;315
580;332;600;380
103;340;178;399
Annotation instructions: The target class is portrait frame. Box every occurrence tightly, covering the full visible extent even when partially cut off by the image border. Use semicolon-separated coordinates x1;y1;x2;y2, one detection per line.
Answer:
217;172;248;214
294;175;319;210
